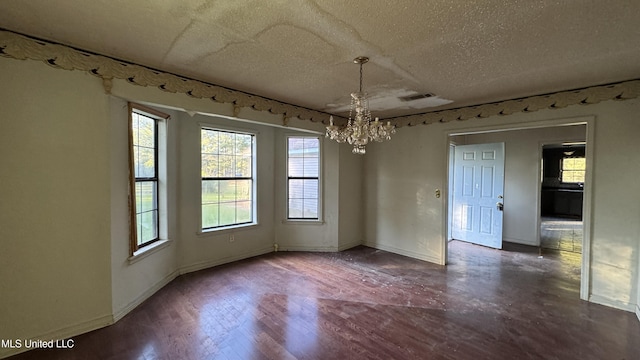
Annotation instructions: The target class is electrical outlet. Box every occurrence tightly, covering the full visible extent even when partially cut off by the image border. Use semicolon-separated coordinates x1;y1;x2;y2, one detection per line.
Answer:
229;234;235;243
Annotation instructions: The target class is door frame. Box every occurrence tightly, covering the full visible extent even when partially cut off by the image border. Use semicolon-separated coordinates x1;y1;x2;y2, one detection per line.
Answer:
443;115;594;301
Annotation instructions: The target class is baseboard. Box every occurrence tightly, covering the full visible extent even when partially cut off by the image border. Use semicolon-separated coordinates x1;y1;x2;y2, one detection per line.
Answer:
179;246;274;275
0;314;113;359
338;240;362;251
276;244;340;252
503;237;538;246
588;294;636;313
112;269;180;323
636;304;640;323
363;241;441;264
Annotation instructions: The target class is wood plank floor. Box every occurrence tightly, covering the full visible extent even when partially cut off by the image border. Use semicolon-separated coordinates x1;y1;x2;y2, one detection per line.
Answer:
8;242;640;360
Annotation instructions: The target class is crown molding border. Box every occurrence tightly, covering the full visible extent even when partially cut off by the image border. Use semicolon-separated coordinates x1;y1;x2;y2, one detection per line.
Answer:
0;29;331;124
1;29;638;129
387;79;640;127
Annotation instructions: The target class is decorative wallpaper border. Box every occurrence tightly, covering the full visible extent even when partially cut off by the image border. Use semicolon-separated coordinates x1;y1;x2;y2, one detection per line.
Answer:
388;79;640;127
0;30;330;124
1;29;638;128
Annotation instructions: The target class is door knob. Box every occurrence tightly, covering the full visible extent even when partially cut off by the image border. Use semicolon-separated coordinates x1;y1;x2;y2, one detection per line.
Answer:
497;202;504;211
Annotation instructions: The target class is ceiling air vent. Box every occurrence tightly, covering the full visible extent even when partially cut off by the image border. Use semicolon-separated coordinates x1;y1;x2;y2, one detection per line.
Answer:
398;93;435;102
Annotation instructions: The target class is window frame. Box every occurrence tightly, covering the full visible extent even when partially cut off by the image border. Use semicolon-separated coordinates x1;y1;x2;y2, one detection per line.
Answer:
200;126;257;232
286;135;322;222
128;103;169;254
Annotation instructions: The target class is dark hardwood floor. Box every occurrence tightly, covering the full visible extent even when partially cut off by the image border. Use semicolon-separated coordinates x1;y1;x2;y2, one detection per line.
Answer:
9;241;640;360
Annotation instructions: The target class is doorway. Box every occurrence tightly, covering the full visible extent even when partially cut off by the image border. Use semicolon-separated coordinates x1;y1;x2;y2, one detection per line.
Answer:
445;119;592;301
540;142;586;254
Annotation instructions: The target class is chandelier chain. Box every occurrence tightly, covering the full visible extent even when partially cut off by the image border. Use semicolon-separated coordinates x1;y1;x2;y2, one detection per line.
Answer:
359;62;363;93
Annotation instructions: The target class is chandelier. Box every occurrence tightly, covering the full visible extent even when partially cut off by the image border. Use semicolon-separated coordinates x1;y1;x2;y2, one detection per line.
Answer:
326;56;395;154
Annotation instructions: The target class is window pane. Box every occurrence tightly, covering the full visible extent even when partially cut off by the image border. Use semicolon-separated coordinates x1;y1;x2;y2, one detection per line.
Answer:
201;129;219;154
202;204;219;229
236;156;252;177
133;114;155;148
201;129;255;229
138;210;158;244
219;180;236;201
288;138;304;156
202;180;219;204
202;154;219;178
236;180;252;201
288;158;304;177
219;202;237;226
303;179;318;198
303;138;319;156
289;179;304;198
136;147;155;178
562;157;586;183
236;134;252;155
135;181;157;212
236;201;252;223
131;108;163;250
303;158;318;177
303;199;318;219
219;155;235;177
287;136;320;220
218;132;235;154
288;199;303;218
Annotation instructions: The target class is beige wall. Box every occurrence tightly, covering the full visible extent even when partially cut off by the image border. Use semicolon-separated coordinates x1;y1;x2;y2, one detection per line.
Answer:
0;60;112;357
364;98;640;312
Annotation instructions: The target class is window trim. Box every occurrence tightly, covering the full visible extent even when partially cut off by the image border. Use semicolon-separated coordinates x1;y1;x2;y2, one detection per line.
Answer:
285;134;323;223
200;126;258;233
128;103;170;255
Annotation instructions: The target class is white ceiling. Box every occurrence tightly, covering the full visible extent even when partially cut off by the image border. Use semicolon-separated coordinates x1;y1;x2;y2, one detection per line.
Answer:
1;0;639;119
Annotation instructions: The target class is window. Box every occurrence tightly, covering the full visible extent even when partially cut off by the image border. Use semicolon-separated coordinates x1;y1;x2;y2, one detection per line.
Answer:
287;136;320;220
561;157;586;183
201;128;255;230
129;104;168;253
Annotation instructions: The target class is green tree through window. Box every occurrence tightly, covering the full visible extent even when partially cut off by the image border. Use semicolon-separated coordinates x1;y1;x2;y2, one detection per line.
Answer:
132;111;159;246
201;128;254;229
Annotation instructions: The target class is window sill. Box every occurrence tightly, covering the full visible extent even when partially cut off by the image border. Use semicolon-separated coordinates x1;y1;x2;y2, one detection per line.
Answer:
197;222;259;237
128;239;172;265
281;219;325;225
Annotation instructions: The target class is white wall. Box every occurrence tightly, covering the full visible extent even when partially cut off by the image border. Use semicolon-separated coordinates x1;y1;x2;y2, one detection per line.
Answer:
364;98;640;312
456;124;586;246
0;60;113;358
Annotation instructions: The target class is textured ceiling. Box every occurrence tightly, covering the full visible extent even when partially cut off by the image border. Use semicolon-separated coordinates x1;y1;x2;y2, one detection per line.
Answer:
0;0;639;119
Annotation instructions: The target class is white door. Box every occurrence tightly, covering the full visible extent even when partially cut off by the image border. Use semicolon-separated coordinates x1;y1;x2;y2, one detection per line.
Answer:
451;142;505;249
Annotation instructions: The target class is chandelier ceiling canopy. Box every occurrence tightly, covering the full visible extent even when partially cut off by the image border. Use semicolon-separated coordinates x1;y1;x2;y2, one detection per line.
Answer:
326;57;396;155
